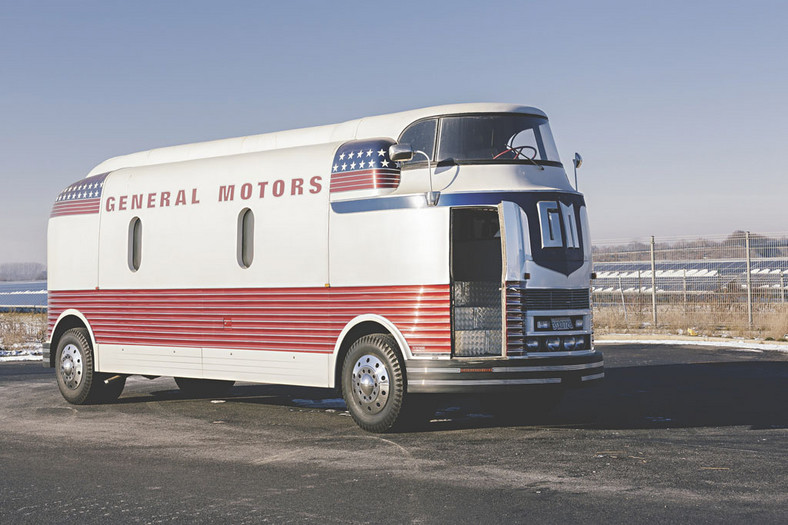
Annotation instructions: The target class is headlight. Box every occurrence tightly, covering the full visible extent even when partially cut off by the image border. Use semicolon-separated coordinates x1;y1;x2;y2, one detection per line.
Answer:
526;338;540;350
562;336;576;350
546;337;561;351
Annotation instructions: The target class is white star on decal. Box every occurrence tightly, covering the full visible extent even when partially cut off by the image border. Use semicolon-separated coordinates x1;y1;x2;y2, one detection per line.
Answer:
381;159;390;167
348;151;354;159
339;153;345;160
357;150;363;158
368;160;375;168
359;160;365;168
378;149;386;156
350;162;356;169
366;149;373;157
333;164;338;172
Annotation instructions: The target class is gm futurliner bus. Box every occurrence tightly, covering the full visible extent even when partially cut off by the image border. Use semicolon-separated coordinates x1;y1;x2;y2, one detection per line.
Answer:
45;103;603;432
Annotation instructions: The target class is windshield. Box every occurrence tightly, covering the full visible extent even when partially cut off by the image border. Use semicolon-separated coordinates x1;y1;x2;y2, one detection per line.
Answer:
437;114;560;164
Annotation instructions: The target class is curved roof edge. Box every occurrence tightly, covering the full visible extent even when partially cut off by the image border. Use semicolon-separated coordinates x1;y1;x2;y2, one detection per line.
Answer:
87;103;546;176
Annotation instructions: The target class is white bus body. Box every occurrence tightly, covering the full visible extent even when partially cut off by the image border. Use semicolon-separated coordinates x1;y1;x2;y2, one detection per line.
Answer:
46;103;603;431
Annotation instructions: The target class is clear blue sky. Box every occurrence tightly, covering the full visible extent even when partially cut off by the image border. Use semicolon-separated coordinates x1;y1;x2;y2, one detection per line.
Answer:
2;0;786;264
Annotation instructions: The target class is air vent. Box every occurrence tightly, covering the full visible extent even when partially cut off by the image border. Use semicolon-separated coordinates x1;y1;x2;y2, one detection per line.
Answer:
524;289;590;310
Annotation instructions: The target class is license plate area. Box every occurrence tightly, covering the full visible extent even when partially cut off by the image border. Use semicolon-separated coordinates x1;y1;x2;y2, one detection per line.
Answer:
534;315;582;332
551;317;573;331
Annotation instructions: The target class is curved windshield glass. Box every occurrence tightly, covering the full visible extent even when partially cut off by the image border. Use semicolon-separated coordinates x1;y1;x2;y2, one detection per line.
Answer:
437;114;560;164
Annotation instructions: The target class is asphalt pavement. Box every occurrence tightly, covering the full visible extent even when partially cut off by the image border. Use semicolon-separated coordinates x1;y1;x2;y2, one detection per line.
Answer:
0;343;786;523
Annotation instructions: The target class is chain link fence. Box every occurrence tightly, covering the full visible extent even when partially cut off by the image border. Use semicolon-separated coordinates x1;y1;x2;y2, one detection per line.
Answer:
592;231;788;340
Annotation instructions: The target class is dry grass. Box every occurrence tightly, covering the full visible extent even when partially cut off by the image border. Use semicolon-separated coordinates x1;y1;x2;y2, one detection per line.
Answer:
0;312;47;349
593;304;788;340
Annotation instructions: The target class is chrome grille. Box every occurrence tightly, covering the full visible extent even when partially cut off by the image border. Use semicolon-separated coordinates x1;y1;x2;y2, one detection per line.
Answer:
524;289;590;310
505;281;526;355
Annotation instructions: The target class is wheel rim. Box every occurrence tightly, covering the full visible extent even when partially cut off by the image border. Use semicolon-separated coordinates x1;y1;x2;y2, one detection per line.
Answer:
351;354;390;415
60;343;83;390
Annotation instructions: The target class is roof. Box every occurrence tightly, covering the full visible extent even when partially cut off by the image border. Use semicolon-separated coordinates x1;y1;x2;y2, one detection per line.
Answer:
86;103;547;176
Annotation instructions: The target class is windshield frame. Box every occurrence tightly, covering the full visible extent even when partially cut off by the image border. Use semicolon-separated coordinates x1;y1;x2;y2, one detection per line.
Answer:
397;112;563;170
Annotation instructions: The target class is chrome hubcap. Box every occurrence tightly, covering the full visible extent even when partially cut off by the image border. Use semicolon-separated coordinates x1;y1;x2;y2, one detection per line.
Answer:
60;344;83;390
351;354;390;415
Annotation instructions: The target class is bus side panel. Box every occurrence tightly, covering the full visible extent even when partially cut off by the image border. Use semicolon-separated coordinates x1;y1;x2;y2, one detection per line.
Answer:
96;345;329;387
202;348;328;387
329;206;450;287
91;144;335;380
47;216;100;293
328;206;452;355
97;344;202;377
96;147;332;290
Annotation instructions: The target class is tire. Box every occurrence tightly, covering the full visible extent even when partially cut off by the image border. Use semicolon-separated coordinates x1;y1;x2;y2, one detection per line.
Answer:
174;377;235;398
482;387;565;424
341;334;407;433
55;327;125;404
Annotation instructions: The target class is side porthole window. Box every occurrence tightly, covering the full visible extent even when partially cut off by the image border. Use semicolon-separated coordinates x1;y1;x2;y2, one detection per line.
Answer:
237;208;254;268
128;217;142;272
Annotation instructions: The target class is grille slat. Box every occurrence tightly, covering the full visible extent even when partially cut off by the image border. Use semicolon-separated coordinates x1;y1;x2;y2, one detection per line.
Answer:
524;289;590;310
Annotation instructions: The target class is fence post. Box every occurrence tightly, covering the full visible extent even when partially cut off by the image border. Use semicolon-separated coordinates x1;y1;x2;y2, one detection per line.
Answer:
618;276;628;327
781;272;786;303
683;268;688;313
637;270;643;319
650;235;657;328
745;231;753;328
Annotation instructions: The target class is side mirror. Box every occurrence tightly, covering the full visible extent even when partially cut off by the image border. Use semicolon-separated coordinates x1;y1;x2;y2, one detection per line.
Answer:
389;143;414;162
573;152;583;169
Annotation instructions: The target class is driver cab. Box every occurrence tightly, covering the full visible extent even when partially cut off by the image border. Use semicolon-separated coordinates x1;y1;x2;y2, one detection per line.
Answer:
396;112;562;169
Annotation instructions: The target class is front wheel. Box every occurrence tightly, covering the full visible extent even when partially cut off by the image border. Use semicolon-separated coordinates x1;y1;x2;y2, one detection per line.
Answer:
56;327;125;404
342;334;406;433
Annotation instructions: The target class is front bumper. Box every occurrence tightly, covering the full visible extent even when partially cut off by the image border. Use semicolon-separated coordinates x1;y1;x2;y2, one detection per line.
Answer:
406;350;604;394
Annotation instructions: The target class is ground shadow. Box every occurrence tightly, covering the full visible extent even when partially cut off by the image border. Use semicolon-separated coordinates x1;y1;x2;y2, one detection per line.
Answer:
113;360;788;432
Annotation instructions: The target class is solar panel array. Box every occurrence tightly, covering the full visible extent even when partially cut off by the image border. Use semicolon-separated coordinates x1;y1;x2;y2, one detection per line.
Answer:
0;281;48;312
591;234;788;324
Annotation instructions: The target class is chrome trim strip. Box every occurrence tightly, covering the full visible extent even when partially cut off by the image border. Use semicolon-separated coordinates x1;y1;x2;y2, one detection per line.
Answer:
408;360;603;375
410;378;562;386
581;372;605;381
407;367;462;374
525;350;596;358
492;361;603;373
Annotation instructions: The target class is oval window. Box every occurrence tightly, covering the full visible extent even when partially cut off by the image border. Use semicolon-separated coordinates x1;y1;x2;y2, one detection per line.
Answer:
237;208;254;268
128;217;142;271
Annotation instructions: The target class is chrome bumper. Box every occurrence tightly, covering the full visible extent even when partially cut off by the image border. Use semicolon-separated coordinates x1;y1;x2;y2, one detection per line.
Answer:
406;350;604;394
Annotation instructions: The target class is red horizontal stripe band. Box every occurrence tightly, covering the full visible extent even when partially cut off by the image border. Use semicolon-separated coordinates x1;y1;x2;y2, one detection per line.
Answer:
49;285;452;353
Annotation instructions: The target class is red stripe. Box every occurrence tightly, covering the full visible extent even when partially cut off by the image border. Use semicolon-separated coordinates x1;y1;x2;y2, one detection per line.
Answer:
330;168;401;193
48;285;452;354
50;199;101;217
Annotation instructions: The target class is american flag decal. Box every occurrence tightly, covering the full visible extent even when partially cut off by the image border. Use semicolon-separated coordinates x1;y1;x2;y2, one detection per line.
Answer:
50;172;110;217
330;139;400;193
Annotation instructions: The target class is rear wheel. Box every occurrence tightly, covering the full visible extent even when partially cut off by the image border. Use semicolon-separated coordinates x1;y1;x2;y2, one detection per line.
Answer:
56;327;125;404
342;334;406;433
174;377;235;398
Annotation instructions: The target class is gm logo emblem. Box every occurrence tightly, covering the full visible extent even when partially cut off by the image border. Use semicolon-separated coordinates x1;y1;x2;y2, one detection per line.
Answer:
537;201;580;249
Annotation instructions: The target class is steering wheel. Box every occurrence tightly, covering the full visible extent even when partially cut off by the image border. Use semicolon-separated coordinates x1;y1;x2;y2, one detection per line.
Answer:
493;145;537;160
